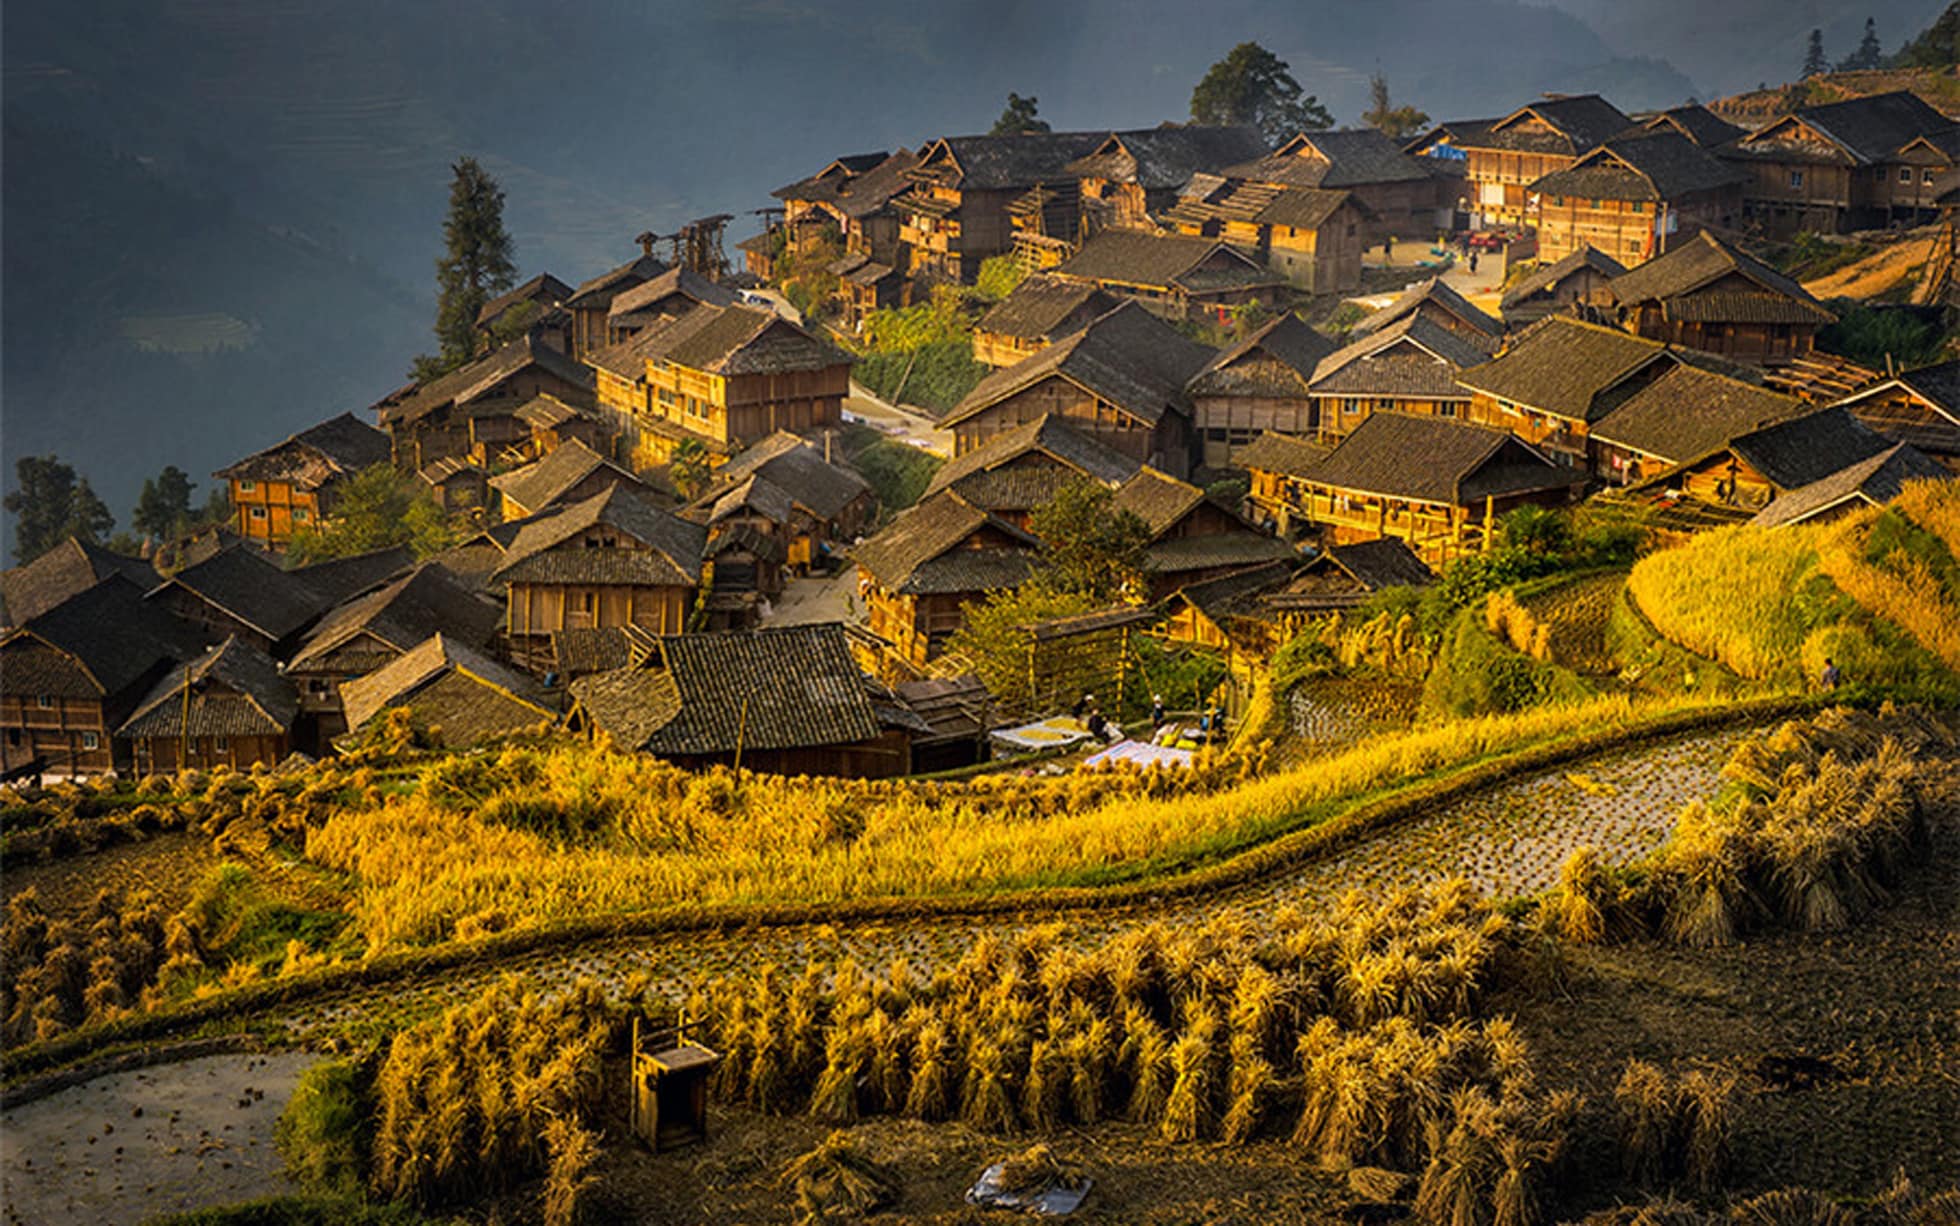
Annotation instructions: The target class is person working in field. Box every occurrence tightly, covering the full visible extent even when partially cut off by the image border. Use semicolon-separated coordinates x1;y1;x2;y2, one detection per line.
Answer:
1820;658;1841;691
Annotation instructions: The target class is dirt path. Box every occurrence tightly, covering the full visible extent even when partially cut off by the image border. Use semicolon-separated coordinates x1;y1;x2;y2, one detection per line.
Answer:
1803;236;1936;299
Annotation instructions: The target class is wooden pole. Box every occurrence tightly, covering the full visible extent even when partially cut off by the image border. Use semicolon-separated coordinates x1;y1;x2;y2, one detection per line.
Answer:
1115;626;1128;715
180;664;193;771
732;694;752;782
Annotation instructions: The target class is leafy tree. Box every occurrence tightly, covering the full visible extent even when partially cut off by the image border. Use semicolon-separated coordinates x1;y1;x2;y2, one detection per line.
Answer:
975;254;1027;302
1837;17;1885;70
946;585;1099;706
1362;74;1430;140
411;157;517;382
1803;29;1829;77
1896;3;1960;67
485;298;543;349
132;465;196;540
990;92;1051;136
669;437;711;501
65;479;115;548
1190;42;1333;145
286;464;457;563
5;455;118;561
1027;479;1153;603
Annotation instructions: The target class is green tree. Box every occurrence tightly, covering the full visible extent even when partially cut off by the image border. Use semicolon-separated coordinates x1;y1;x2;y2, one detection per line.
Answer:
1802;28;1830;77
1896;3;1960;67
975;254;1027;302
5;455;118;562
1837;17;1884;70
1027;479;1153;603
411;157;517;382
1190;42;1333;144
132;465;196;540
990;92;1051;136
669;437;712;501
286;464;457;563
945;584;1099;708
1362;73;1430;141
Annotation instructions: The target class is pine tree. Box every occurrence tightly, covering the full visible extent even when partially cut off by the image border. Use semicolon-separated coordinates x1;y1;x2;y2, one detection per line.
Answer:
1837;17;1885;71
5;455;116;562
1803;29;1829;77
62;480;114;548
132;465;196;540
1191;42;1334;144
990;93;1051;136
415;157;517;381
1362;73;1430;140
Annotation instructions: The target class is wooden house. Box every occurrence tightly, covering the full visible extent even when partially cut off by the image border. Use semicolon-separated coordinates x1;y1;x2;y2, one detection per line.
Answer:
339;633;554;749
686;432;874;571
1499;246;1627;327
1238;431;1331;531
921;413;1142;529
491;437;650;522
1186;314;1339;468
942;302;1212;478
1652;405;1896;513
492;484;707;671
118;636;298;774
605;267;738;346
376;335;597;471
214;413;392;551
568;622;915;778
853;492;1040;666
475;272;575;354
1060;125;1270;237
889;676;992;773
287;546;416;607
563;250;669;359
1156;561;1294;666
1279;412;1584;563
1406;95;1632;229
1261;539;1435;628
828;252;907;330
0;577;197;778
1455;316;1684;470
283;562;502;752
1352;277;1504;348
773;150;922;266
1749;443;1952;527
417;456;488;514
1589;362;1811;486
2;537;157;628
513;393;616;458
1308;313;1491;441
1831;360;1960;471
1051;230;1284;321
971;276;1120;367
1203;127;1447;243
1604;231;1836;366
1719;91;1960;236
896;130;1109;284
1529;131;1745;266
1111;467;1295;599
1163;181;1371;294
143;545;325;657
1631;105;1745;149
588;303;852;469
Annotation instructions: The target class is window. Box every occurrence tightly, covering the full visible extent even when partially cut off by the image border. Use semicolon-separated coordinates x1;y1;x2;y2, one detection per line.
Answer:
1901;167;1913;183
1551;196;1564;207
81;732;99;751
1789;170;1804;188
1926;169;1938;185
293;508;310;522
36;695;53;709
214;737;229;752
1590;199;1602;209
250;506;267;520
1630;201;1646;213
238;480;256;493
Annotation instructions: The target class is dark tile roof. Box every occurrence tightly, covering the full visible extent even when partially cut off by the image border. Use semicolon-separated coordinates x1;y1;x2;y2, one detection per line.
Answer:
1301;412;1578;505
1065;125;1270;189
552;625;662;678
1531;131;1744;201
924;413;1141;497
1730;91;1955;166
1147;532;1296;573
975;276;1121;341
607;265;738;320
513;394;586;432
571;622;882;756
563;253;669;310
2;538;156;627
1837;361;1960;455
1313;538;1436;589
1728;406;1894;491
1634;105;1745;148
1891;359;1960;415
1256;187;1364;230
118;636;297;739
1310;313;1489;399
214;412;392;487
1166;560;1294;620
491;438;642;514
1501;246;1629;310
1236;431;1330;477
946;302;1214;429
1111;467;1207;538
908;131;1110;192
287;545;416;606
829;149;927;220
476;272;574;328
853;492;1039;594
151;546;326;641
937;467;1085;512
708;473;796;524
1591;363;1809;464
1223;127;1437;188
1456;316;1673;423
1187;314;1339;400
339;633;553;741
1353;276;1503;341
773;151;891;201
380;335;595;427
2;576;199;699
891;675;993;742
591;303;851;381
1472;95;1634;156
288;562;502;673
1054;230;1281;295
1606;231;1834;326
494;484;707;588
691;433;871;522
1750;443;1952;527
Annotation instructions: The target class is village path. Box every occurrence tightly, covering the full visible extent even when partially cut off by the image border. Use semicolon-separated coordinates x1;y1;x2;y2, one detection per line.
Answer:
844;382;954;457
1357;237;1511;315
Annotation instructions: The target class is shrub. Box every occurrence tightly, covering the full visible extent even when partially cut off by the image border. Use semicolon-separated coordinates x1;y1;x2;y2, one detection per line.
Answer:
276;1058;369;1195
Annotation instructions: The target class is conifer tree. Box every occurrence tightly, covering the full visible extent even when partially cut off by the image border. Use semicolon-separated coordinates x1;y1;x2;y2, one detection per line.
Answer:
4;455;115;562
414;157;517;382
1191;42;1333;144
1803;29;1829;77
990;93;1051;135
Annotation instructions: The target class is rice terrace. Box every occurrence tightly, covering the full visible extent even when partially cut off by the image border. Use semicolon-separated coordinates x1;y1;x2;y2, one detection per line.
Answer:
8;6;1960;1224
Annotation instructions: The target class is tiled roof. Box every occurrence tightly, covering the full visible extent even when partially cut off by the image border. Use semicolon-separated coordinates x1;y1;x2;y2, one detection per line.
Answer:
606;265;737;320
709;473;796;524
1065;125;1270;189
1750;443;1952;527
150;546;325;641
908;131;1110;192
1167;560;1294;620
339;633;551;737
1353;276;1503;341
589;303;851;381
1501;246;1629;309
938;467;1086;512
1531;131;1744;201
512;393;587;431
287;546;416;607
1633;105;1745;148
853;491;1039;594
1456;316;1673;424
1312;538;1436;589
214;412;391;487
476;272;574;328
491;438;642;514
1054;230;1280;295
118;636;297;738
1310;313;1488;399
945;302;1213;430
1147;532;1295;573
1729;91;1955;166
1254;187;1360;229
494;484;707;588
924;414;1140;498
2;538;156;627
571;622;882;756
1187;314;1338;400
1222;127;1437;188
552;625;662;678
287;563;501;673
1463;95;1633;156
380;335;595;427
975;276;1121;341
1301;412;1577;505
690;434;871;522
1111;467;1206;538
1728;406;1894;491
1591;363;1809;464
1236;431;1330;477
563;253;669;310
1607;231;1834;326
1;577;199;699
